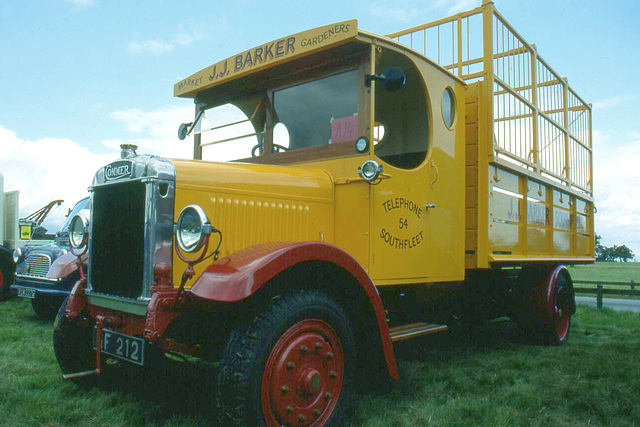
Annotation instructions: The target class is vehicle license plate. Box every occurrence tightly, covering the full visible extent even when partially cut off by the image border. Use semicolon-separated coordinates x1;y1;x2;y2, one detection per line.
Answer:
94;328;145;365
17;287;36;299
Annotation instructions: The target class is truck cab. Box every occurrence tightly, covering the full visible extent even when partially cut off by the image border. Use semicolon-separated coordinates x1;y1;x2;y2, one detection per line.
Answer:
171;21;466;286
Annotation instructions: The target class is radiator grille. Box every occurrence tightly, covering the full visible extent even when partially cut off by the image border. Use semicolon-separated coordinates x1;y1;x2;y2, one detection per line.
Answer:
90;181;146;298
24;254;52;278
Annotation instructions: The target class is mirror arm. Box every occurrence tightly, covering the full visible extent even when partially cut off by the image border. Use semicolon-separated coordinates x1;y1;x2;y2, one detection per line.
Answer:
365;73;386;88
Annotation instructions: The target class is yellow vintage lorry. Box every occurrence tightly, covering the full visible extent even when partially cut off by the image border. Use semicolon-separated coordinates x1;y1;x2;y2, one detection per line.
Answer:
54;1;593;425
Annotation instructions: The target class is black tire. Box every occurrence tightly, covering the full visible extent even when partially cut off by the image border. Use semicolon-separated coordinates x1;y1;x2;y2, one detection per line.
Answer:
217;291;356;426
0;261;11;301
53;296;96;387
32;295;63;320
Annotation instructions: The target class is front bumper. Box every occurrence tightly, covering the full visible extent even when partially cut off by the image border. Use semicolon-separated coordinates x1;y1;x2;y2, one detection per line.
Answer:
12;275;74;297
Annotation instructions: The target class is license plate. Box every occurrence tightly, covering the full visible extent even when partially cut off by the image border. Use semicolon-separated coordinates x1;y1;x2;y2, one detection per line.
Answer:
17;287;36;299
94;328;145;366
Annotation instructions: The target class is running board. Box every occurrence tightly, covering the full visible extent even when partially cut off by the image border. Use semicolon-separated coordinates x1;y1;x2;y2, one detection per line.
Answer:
389;322;449;342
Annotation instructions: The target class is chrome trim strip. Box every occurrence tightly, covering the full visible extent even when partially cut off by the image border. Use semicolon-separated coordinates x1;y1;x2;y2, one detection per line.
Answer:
15;274;60;283
87;292;149;316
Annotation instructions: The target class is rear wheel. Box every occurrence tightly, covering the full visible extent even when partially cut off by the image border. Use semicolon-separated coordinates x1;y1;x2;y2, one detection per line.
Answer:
514;265;574;345
543;268;573;345
217;291;356;426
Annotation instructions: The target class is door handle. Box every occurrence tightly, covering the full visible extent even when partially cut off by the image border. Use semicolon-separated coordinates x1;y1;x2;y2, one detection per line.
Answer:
430;161;439;187
425;203;436;210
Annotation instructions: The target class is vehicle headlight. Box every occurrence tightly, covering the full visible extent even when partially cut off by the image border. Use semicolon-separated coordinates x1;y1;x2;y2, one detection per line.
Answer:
69;214;90;249
176;205;212;253
53;248;68;258
12;248;22;264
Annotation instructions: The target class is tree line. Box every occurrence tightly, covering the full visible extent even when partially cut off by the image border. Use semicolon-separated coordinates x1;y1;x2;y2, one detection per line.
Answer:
595;234;635;262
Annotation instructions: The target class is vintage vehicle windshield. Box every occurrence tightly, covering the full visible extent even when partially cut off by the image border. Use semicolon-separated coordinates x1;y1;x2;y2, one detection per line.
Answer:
196;94;267;162
196;68;360;163
57;197;91;240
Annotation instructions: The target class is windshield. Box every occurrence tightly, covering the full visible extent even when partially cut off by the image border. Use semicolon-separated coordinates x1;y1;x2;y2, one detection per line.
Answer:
58;198;91;235
193;68;361;163
273;70;359;151
197;95;267;162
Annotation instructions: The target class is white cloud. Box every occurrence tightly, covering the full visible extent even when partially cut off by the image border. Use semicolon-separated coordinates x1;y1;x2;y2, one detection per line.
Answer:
108;105;194;158
592;94;634;110
0;126;113;233
127;28;203;55
592;130;640;257
128;39;174;54
0;104;193;233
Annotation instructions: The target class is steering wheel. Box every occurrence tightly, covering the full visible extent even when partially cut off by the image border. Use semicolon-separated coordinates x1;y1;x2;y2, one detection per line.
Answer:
251;143;289;157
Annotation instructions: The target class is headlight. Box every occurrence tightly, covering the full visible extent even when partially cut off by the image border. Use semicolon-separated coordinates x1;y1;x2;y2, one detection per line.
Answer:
69;214;90;249
176;205;212;253
53;248;68;258
12;248;22;264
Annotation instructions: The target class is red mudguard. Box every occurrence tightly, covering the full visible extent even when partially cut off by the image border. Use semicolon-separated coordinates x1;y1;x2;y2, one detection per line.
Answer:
190;241;399;379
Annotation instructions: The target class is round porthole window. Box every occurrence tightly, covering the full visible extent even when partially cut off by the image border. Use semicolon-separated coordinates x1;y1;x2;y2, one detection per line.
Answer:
442;87;456;129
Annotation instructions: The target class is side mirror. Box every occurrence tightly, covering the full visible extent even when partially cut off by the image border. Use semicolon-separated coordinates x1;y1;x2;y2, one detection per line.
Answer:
178;122;192;140
365;67;407;92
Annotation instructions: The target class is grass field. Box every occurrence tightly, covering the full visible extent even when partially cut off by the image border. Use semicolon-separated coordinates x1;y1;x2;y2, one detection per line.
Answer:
568;262;640;301
568;261;640;283
1;296;639;426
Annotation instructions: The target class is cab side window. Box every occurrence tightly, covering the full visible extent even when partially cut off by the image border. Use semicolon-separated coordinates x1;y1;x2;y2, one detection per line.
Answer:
374;50;429;169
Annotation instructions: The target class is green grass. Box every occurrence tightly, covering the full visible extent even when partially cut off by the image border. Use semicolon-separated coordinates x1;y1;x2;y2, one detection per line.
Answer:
569;261;640;283
568;262;640;300
2;297;640;426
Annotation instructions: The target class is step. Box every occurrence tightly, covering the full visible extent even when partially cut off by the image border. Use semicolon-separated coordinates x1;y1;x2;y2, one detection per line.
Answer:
388;322;449;342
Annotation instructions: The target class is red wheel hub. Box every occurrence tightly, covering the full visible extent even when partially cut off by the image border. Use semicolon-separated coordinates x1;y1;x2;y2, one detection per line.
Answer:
261;319;344;426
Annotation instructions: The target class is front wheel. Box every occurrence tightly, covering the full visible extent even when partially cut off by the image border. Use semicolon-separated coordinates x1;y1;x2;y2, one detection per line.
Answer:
0;262;11;301
53;296;96;387
32;294;63;319
217;291;356;426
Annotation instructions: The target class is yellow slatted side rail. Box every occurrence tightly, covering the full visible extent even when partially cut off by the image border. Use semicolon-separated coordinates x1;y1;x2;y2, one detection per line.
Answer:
386;0;593;198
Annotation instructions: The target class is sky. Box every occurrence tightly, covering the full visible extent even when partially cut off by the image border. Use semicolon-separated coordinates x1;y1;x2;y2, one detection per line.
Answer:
1;0;639;259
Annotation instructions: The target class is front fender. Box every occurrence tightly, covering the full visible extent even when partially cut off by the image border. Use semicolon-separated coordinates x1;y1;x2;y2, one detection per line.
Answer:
47;251;87;280
190;241;399;379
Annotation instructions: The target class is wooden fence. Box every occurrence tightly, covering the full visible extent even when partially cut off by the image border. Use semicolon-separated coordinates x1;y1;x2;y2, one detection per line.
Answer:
573;280;640;309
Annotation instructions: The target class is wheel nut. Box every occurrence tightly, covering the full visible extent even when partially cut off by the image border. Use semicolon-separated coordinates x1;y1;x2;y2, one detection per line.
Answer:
326;351;333;360
281;385;289;393
300;345;308;353
287;362;295;370
330;371;337;379
313;409;321;418
298;414;306;423
325;392;332;400
315;341;323;350
285;406;293;414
